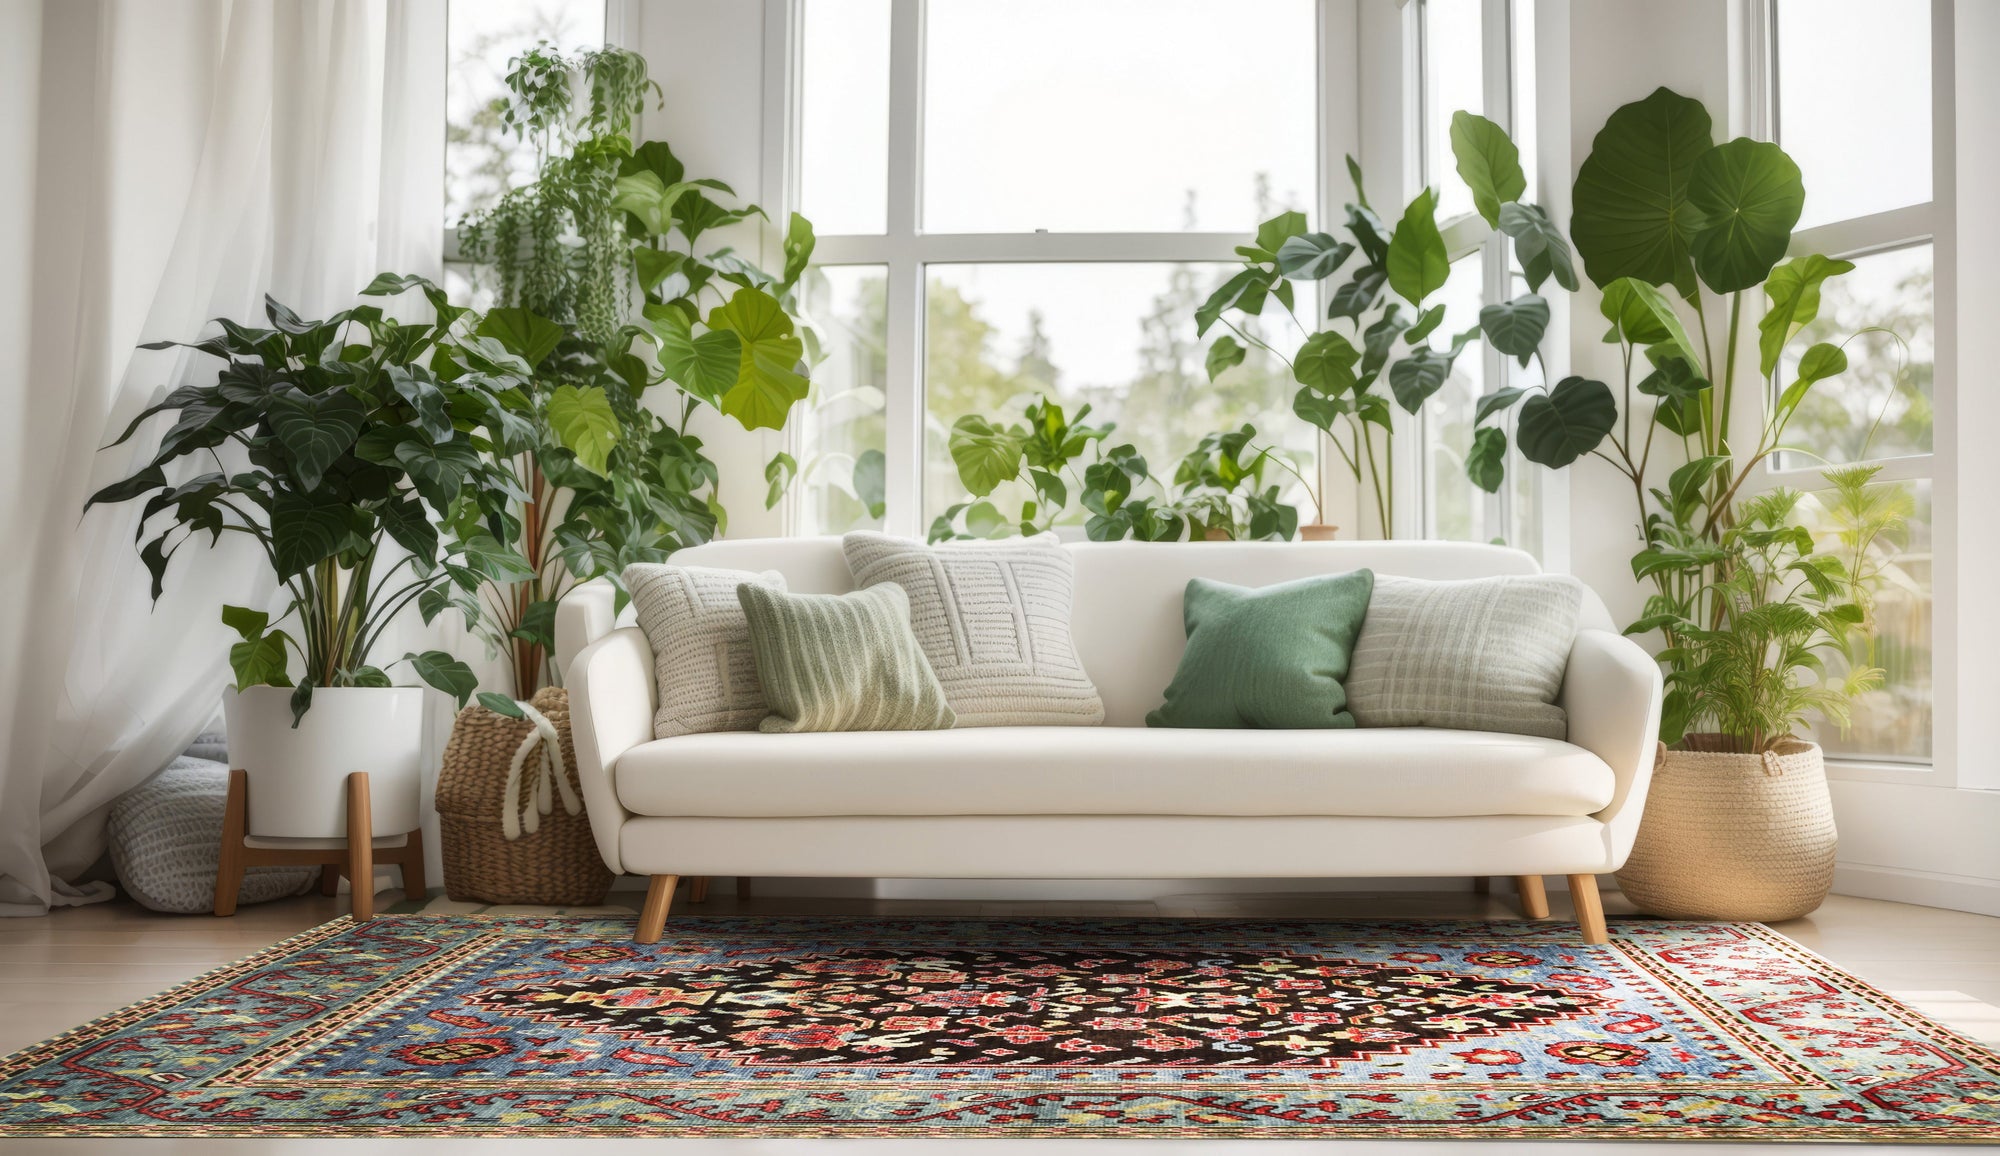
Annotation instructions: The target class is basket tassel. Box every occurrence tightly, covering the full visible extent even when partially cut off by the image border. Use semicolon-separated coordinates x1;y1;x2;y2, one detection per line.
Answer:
500;700;582;841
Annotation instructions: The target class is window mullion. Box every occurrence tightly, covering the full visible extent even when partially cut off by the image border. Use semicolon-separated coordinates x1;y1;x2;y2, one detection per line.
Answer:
882;0;924;537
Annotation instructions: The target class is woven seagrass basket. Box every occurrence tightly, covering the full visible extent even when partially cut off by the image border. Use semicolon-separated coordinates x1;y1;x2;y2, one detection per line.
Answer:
435;686;612;906
1615;734;1836;922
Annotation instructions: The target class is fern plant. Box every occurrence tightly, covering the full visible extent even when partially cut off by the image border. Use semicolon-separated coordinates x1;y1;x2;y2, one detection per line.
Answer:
1635;486;1889;754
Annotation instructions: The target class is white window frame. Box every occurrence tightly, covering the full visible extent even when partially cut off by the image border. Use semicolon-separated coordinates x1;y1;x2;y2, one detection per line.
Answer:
1740;0;1954;783
1408;0;1557;559
766;0;1357;539
439;0;628;266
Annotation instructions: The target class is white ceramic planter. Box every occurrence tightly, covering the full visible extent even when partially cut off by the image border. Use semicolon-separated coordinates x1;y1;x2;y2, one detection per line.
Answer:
223;686;425;840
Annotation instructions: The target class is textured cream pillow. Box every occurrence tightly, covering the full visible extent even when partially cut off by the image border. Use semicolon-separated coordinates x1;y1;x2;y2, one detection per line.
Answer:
623;563;786;739
1346;573;1583;739
841;532;1104;728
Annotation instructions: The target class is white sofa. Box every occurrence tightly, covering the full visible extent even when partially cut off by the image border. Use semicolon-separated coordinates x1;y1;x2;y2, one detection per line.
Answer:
555;538;1664;944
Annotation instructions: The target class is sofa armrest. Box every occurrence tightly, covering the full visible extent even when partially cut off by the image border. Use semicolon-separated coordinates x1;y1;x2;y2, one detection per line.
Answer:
555;578;620;684
566;626;656;876
1560;628;1664;866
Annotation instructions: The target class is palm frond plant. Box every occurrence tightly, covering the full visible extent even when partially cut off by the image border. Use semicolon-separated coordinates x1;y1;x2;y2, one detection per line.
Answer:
1636;487;1885;754
456;45;816;693
85;275;534;721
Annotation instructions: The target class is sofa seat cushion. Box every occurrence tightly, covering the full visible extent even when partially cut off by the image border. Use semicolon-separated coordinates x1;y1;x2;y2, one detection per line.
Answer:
612;727;1616;819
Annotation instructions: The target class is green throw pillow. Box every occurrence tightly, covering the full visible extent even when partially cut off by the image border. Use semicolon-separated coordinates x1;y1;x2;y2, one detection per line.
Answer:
737;582;957;733
1146;570;1376;729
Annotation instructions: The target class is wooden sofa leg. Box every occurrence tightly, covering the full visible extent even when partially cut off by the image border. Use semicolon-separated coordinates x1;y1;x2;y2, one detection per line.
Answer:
1568;874;1610;944
689;876;710;904
1514;875;1550;920
637;874;679;943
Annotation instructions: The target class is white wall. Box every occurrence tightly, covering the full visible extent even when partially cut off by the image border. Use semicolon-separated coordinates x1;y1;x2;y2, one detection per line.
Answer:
633;0;790;541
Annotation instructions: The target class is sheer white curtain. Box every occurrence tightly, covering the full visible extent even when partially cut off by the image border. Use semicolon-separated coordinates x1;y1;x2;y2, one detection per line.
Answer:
0;0;446;916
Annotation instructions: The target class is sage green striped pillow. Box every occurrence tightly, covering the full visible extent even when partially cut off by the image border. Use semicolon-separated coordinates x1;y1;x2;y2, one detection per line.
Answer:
737;582;956;733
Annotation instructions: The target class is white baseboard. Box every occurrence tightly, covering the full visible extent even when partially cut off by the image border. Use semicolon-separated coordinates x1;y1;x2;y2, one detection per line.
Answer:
1832;862;2000;918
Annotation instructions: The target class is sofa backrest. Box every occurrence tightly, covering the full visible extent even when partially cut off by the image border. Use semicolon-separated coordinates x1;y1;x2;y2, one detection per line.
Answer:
649;536;1612;728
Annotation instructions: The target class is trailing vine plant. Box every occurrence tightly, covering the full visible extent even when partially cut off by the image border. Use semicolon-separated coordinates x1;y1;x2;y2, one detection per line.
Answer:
455;46;815;694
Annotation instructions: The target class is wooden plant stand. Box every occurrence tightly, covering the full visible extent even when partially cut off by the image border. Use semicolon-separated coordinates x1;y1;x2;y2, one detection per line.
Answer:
213;768;426;921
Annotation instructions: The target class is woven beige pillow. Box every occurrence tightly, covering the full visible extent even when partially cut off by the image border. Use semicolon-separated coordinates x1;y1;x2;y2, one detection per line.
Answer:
622;564;786;739
841;532;1104;728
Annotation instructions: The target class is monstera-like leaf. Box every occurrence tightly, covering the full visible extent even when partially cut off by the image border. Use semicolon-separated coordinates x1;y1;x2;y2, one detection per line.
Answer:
1571;87;1714;299
1684;138;1805;294
1516;376;1617;468
707;287;808;431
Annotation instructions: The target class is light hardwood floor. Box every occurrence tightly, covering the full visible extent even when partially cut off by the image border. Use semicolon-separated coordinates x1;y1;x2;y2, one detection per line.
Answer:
1;885;1995;1154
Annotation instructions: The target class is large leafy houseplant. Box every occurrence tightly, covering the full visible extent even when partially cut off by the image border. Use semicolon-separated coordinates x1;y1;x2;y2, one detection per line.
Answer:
457;46;816;693
1440;88;1908;747
1196;157;1572;535
85;276;531;721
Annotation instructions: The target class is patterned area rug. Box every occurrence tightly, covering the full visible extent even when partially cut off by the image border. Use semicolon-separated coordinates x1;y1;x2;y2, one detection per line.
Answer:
2;914;1997;1140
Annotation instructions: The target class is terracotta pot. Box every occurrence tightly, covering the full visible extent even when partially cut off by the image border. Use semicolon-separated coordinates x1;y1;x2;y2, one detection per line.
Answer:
1615;734;1836;922
1202;526;1231;541
1298;523;1339;541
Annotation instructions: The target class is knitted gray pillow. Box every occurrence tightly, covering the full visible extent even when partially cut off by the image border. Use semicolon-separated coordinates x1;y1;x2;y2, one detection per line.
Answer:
842;532;1104;728
107;759;318;914
624;563;788;739
1346;573;1583;739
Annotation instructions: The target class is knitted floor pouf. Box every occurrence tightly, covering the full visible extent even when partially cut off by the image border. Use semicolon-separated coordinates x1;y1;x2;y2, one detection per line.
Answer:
436;686;612;906
107;759;319;914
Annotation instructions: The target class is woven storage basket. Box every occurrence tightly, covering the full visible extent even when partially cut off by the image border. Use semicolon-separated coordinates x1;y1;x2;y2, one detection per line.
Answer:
436;686;612;905
1615;734;1835;922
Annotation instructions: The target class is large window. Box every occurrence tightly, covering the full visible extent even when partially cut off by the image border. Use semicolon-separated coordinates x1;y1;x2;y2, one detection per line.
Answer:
790;0;1321;537
442;0;608;304
1414;0;1542;551
1765;0;1943;765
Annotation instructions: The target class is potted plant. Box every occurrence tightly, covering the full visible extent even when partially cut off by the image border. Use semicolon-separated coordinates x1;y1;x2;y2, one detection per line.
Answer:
457;45;816;693
86;276;528;838
1614;468;1902;920
1197;156;1567;540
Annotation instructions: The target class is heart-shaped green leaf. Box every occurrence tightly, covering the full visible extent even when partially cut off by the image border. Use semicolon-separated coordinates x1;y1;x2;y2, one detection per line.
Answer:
648;305;742;406
1450;111;1526;227
1387;349;1453;412
1570;86;1713;298
1478;294;1549;367
266;387;364;491
707;287;807;431
1498;202;1579;292
271;492;359;578
1386;188;1449;307
230;627;294;689
852;448;887;519
1275;232;1354;281
1684;137;1804;294
1467;426;1508;493
1774;341;1848;426
1516;376;1617;467
1256;210;1309;256
545;384;620;476
1474;386;1529;426
474;308;564;367
1598;277;1703;372
1293;330;1362;395
948;415;1025;496
764;450;797;510
1205;334;1247;382
1292;386;1350;433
